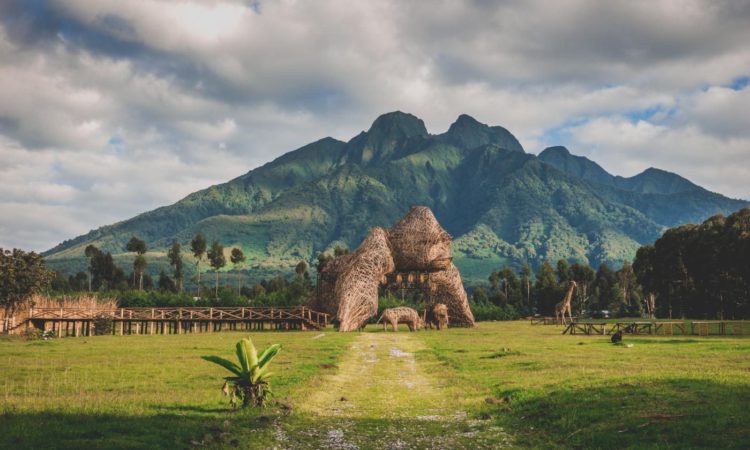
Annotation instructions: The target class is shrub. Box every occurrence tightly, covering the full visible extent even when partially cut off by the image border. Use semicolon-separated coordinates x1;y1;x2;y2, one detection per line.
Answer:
470;303;521;321
21;327;42;340
93;315;113;335
202;337;281;408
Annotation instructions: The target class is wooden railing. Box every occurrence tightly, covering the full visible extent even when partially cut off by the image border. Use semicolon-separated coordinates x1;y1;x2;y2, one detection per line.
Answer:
28;306;329;327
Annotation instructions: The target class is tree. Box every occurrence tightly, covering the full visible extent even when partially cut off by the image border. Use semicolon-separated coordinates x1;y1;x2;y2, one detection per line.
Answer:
501;267;521;306
84;244;98;292
68;271;89;291
0;248;53;333
556;259;573;284
633;244;657;318
158;270;177;293
50;271;71;292
316;252;334;273
519;264;533;313
570;263;595;314
126;237;147;291
230;248;246;295
631;209;750;320
295;261;308;278
84;245;126;291
616;261;641;316
534;261;559;315
207;240;226;298
472;287;489;303
191;234;207;293
488;270;501;292
167;242;184;293
334;245;349;257
591;263;619;312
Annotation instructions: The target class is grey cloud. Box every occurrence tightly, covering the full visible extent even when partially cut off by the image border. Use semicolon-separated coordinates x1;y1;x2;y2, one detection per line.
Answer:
0;0;748;251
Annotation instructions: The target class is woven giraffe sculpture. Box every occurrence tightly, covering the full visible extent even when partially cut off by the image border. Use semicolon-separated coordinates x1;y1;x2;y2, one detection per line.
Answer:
554;280;577;325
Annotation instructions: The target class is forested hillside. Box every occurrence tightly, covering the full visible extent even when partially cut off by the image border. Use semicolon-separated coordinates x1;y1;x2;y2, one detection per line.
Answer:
44;112;748;285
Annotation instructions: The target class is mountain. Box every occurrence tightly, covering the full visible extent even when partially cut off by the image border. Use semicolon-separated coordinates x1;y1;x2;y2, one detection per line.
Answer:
44;112;749;284
538;146;702;194
537;146;744;226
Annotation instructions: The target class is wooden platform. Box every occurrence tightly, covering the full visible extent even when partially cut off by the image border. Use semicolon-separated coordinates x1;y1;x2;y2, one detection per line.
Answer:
562;321;608;335
24;306;329;337
561;320;750;336
530;316;577;325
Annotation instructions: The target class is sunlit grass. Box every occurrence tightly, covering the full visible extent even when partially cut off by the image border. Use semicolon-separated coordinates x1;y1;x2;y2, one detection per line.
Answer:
1;322;749;449
419;321;750;449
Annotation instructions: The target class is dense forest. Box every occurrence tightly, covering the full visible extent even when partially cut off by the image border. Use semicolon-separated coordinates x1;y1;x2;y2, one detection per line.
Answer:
633;208;750;319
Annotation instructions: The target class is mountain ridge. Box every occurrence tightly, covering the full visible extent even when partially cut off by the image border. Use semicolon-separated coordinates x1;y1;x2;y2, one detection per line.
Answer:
44;112;749;284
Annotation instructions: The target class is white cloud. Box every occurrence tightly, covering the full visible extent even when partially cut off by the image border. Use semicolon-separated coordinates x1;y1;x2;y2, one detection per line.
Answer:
566;114;750;199
0;0;748;251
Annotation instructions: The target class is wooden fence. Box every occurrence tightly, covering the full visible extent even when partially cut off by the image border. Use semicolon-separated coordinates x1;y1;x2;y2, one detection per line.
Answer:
561;320;750;336
18;306;329;337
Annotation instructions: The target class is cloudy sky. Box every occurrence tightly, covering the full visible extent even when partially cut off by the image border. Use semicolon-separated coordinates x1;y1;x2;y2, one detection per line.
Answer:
1;0;749;252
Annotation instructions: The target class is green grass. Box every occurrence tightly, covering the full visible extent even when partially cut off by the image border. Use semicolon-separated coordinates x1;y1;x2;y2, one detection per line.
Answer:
420;322;750;449
0;331;355;449
1;322;749;449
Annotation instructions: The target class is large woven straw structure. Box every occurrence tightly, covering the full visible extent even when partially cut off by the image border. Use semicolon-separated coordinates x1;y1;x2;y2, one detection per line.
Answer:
388;207;452;271
428;263;475;326
309;206;475;331
334;228;395;332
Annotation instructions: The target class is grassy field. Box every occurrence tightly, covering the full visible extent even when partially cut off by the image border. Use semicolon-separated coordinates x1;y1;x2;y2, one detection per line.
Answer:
1;322;749;449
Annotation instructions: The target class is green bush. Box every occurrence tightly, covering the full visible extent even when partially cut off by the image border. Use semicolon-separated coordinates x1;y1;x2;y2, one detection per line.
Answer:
20;327;42;341
93;315;113;335
470;302;521;321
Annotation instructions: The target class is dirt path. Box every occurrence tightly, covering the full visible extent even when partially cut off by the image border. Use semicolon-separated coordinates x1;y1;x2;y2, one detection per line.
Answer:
277;332;511;449
301;332;455;420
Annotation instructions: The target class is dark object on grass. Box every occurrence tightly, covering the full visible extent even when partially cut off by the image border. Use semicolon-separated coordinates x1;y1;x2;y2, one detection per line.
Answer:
611;330;623;344
93;314;113;335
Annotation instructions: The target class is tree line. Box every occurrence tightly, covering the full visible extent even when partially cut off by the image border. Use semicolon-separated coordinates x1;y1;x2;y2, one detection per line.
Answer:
633;209;750;319
49;234;315;308
472;259;642;319
57;234;248;298
5;208;750;320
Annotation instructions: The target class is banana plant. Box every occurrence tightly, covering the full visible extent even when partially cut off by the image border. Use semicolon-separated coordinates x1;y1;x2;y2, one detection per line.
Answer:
203;337;281;408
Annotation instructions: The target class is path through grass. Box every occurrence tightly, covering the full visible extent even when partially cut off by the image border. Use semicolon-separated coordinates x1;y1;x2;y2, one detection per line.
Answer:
275;332;510;449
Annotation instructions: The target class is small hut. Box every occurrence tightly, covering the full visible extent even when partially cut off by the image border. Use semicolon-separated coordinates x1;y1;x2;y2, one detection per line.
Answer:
309;206;475;331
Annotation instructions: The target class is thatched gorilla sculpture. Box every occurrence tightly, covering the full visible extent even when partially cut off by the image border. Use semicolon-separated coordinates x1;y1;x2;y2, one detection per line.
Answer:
309;207;475;331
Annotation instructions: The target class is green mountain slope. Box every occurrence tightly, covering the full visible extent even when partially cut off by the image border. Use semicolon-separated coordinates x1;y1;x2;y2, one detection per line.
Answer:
538;146;746;226
45;112;749;285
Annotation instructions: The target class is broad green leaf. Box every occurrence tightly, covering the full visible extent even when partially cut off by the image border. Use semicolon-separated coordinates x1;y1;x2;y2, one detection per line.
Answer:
202;356;242;377
258;344;281;368
245;338;259;368
236;341;250;374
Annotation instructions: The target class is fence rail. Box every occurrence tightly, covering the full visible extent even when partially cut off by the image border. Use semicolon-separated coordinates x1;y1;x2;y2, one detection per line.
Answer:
28;306;328;324
16;306;329;337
